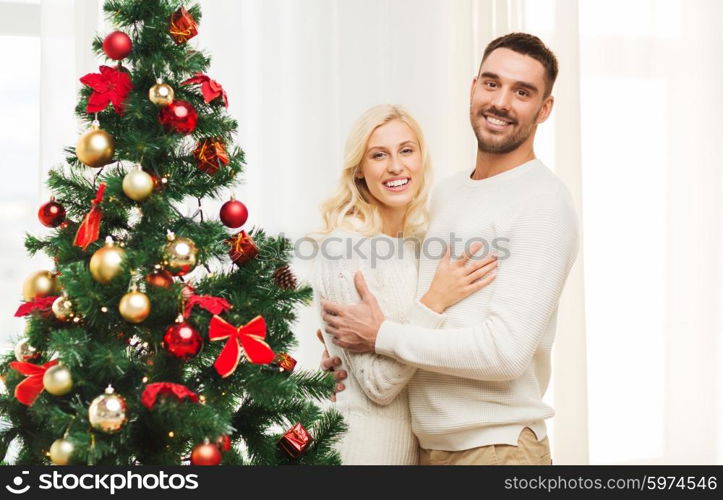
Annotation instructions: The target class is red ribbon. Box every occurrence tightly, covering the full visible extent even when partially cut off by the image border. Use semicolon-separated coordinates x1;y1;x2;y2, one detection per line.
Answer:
184;294;232;319
141;382;199;409
15;295;59;317
9;360;59;406
209;315;274;378
74;183;106;250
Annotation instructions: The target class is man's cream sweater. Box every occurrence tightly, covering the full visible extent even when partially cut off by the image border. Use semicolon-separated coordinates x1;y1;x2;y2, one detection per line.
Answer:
376;159;580;451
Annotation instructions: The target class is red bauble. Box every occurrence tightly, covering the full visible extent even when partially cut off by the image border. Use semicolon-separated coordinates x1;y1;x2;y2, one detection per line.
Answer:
219;199;248;228
159;100;198;134
215;434;231;453
163;321;203;360
102;31;132;60
191;442;222;466
146;269;174;288
38;199;66;228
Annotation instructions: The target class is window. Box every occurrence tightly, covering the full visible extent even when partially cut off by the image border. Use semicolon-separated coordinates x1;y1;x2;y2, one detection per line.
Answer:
0;0;42;349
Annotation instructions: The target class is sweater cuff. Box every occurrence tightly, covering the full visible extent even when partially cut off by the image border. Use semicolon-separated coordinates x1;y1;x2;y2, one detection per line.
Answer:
407;300;446;329
375;320;398;357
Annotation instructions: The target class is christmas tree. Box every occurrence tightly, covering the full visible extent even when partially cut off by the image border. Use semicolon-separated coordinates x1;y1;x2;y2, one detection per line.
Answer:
0;0;344;466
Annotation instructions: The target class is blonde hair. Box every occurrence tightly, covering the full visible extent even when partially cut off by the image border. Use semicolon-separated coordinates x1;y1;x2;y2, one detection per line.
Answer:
317;104;432;239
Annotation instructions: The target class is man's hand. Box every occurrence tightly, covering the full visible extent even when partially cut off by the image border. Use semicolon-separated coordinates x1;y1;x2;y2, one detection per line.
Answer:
321;272;384;353
316;329;346;401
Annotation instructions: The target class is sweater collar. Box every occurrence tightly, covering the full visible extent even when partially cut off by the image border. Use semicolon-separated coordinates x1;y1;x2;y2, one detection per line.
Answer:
462;158;542;188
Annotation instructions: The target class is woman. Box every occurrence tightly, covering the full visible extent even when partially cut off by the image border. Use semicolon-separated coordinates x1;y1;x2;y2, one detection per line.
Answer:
312;105;498;464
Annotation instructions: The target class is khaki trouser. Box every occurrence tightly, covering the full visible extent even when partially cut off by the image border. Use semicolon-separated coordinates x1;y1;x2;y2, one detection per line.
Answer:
420;427;552;465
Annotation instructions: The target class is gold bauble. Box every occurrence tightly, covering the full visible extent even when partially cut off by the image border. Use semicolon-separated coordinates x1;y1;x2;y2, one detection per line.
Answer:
119;290;151;323
49;438;74;465
14;338;38;362
122;167;155;202
76;123;115;168
52;296;75;322
88;386;128;434
163;234;198;276
89;238;126;284
22;270;58;301
148;80;175;106
43;365;73;396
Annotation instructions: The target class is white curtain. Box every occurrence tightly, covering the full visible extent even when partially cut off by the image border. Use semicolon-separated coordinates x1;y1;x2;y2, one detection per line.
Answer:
19;0;722;464
40;0;104;179
199;0;592;464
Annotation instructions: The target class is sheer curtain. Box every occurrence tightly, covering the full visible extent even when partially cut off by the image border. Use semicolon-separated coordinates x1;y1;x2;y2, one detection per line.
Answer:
0;0;105;363
200;0;723;465
574;0;723;465
198;0;592;464
20;0;721;464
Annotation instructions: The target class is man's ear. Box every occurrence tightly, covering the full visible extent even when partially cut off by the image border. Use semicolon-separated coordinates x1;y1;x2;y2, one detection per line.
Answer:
536;95;555;124
470;77;478;100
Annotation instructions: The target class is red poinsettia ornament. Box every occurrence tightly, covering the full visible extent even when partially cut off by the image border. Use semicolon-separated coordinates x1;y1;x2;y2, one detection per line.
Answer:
9;359;59;406
141;382;199;409
80;66;133;115
181;73;228;108
15;295;59;317
184;294;232;319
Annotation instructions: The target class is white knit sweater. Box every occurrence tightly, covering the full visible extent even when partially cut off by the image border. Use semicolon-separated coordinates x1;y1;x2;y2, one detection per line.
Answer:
376;159;580;451
312;230;441;464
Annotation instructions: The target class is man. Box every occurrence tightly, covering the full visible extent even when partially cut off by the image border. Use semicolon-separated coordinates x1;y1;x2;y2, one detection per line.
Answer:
320;33;579;465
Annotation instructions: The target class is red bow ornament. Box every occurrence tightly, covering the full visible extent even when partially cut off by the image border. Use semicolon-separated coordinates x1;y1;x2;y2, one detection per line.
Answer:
181;73;228;108
141;382;199;409
9;359;59;406
209;315;274;377
73;183;106;250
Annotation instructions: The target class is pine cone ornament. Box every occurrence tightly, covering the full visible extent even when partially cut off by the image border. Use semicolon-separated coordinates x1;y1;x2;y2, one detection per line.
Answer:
273;265;298;290
126;335;153;365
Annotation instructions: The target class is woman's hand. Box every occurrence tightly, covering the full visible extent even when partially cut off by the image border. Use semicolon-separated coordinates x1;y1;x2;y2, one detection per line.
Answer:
420;242;498;313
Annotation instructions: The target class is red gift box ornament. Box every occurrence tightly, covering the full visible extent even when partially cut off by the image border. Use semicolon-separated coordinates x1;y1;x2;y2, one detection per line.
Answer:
141;382;199;410
227;231;259;266
208;315;274;378
169;6;198;44
278;423;312;459
181;73;229;108
273;353;297;374
193;138;229;175
9;359;59;406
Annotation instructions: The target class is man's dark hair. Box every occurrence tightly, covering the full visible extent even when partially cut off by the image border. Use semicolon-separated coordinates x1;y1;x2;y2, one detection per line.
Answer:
479;32;559;97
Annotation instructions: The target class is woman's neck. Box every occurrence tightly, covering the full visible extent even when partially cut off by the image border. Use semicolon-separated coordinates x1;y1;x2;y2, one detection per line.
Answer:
378;206;405;238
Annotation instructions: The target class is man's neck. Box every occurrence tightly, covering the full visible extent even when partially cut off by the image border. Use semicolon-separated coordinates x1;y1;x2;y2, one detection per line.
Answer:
471;147;536;181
